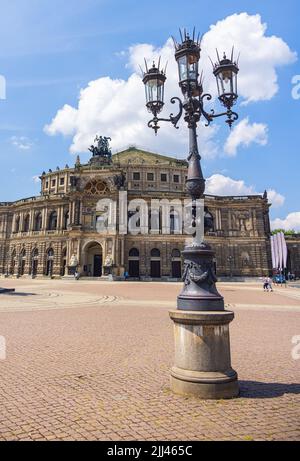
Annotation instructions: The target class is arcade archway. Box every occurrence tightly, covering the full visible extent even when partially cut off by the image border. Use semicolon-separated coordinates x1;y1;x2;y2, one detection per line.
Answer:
83;242;103;277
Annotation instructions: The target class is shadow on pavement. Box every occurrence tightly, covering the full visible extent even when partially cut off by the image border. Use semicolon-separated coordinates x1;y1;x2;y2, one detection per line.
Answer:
6;292;37;297
239;380;300;398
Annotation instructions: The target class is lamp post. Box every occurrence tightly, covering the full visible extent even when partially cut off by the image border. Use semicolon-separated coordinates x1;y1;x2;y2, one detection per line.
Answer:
142;30;240;399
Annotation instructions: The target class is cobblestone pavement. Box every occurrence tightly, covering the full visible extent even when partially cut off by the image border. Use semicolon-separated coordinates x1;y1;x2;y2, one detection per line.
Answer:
0;279;299;441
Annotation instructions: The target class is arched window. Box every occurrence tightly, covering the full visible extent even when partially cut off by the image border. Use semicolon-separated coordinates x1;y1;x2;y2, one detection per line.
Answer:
10;249;16;275
171;249;182;278
129;248;139;257
150;248;161;278
151;248;160;258
47;248;54;258
128;248;140;277
45;248;54;276
171;249;181;258
63;211;69;230
204;208;214;233
34;212;42;231
31;248;39;277
15;216;20;233
19;248;26;276
48;211;58;230
61;248;67;276
23;214;30;232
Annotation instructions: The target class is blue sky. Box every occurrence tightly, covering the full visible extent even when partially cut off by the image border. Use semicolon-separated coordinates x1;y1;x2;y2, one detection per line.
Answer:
0;0;299;228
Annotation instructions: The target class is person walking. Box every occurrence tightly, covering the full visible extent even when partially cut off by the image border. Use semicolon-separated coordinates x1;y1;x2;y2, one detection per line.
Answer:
267;276;273;292
263;276;270;292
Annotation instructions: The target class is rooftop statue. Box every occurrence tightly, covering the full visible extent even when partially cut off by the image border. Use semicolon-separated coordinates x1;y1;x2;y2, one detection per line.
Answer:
88;135;112;160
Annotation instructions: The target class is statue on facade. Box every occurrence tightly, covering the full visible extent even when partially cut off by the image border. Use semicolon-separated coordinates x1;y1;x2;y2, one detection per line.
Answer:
88;136;112;163
69;254;78;267
105;255;113;267
113;173;126;190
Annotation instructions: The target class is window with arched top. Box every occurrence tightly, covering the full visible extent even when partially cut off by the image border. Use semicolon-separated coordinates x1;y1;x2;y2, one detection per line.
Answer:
61;248;67;276
171;249;181;259
63;211;69;230
45;248;54;276
171;249;182;278
47;248;54;258
150;248;161;278
31;248;39;277
23;214;30;232
151;248;161;258
15;216;20;233
34;212;42;231
48;211;58;230
128;248;140;277
129;248;139;257
204;208;214;233
19;248;26;276
10;249;17;275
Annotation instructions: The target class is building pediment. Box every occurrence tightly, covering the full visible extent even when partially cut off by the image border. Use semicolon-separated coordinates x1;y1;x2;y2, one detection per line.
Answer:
112;148;187;167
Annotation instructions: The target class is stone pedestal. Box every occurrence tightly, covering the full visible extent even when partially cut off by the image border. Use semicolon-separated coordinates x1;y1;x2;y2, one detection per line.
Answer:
169;310;239;399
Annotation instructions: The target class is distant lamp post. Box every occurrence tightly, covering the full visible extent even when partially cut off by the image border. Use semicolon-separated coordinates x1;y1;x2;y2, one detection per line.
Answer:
142;29;240;399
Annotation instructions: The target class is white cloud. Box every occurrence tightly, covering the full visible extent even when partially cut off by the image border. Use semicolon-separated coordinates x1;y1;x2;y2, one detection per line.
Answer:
44;13;296;156
202;13;297;104
10;136;33;150
224;117;268;156
271;212;300;231
32;175;40;184
206;174;284;208
206;174;256;196
267;189;285;208
45;104;78;136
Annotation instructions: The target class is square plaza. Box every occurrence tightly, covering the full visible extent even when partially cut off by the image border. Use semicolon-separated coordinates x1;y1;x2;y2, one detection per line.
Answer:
0;278;299;441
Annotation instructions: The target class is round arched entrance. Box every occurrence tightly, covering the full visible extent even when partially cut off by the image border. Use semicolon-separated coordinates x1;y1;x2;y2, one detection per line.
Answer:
83;242;103;277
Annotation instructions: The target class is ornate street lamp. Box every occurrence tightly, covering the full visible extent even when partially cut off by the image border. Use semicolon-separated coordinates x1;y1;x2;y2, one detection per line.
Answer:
142;29;240;399
143;60;166;118
213;49;239;119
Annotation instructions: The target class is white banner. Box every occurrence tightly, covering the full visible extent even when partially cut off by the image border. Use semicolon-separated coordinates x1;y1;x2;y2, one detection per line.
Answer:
271;231;288;271
277;232;283;270
280;231;288;269
270;235;276;269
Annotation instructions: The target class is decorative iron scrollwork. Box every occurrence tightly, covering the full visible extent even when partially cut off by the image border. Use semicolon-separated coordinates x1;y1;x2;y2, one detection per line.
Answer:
182;259;218;287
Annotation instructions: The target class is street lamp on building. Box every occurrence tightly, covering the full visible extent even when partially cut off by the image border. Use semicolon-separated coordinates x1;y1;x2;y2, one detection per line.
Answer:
142;29;240;399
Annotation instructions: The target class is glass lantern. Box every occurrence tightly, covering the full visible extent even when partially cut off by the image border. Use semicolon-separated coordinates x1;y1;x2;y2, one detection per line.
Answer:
142;62;166;116
213;52;239;109
174;35;201;96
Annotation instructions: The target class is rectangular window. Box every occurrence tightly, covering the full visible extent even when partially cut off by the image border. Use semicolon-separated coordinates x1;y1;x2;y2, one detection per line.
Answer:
173;175;180;183
161;173;167;182
133;172;140;181
147;173;154;181
45;181;49;188
60;177;65;186
51;179;56;187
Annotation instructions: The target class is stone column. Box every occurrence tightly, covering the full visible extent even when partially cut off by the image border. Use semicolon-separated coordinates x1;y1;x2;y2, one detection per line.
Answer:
169;310;239;399
42;207;48;231
29;209;34;233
